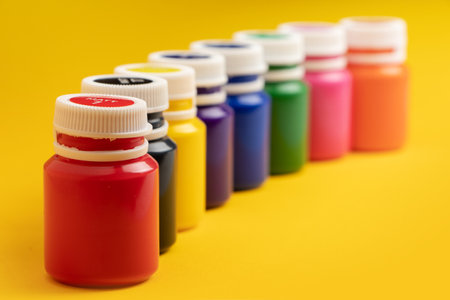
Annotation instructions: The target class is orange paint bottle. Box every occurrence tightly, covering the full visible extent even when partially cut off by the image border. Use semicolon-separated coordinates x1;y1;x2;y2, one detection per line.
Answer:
341;17;408;151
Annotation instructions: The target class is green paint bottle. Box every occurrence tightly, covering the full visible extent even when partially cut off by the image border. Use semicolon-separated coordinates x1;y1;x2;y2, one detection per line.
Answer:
234;30;309;174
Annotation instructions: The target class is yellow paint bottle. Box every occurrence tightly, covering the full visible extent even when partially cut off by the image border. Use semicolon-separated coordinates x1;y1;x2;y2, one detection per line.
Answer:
115;63;206;231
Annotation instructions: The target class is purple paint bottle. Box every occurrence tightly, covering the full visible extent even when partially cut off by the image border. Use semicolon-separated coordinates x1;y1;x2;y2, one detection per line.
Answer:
149;50;234;208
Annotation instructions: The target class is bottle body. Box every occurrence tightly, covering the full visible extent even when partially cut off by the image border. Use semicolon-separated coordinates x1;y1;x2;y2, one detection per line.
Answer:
304;69;352;160
167;117;206;231
147;136;177;253
265;80;309;174
348;63;408;151
44;154;159;287
197;103;234;208
227;91;271;190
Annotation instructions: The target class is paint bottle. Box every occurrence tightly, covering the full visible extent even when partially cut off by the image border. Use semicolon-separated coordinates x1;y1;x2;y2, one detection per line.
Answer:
279;22;352;161
191;40;270;190
115;63;206;231
234;30;309;174
340;17;408;151
149;50;233;208
81;74;177;253
44;94;158;286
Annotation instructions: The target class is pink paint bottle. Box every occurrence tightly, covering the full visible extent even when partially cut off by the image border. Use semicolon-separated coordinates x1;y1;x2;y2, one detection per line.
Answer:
279;22;352;160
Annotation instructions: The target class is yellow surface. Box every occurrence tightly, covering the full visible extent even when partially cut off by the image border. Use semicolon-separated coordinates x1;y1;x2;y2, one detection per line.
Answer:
0;0;449;299
167;117;206;231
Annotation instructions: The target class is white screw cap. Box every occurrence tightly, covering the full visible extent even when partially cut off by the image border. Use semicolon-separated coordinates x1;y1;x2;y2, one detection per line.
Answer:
233;30;305;65
340;17;407;64
190;39;267;76
53;93;152;139
149;50;227;106
114;63;196;100
114;62;197;120
149;50;227;87
81;74;169;113
278;22;347;57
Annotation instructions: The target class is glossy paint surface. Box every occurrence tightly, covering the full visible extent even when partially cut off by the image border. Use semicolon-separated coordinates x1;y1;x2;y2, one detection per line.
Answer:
148;136;177;253
265;80;309;174
304;70;352;160
167;117;206;231
197;103;234;208
226;91;271;190
44;154;159;286
348;64;408;151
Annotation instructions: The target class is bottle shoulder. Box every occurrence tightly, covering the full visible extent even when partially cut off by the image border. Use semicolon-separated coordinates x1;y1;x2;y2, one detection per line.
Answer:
44;154;158;176
305;69;352;85
197;103;234;121
348;63;408;78
265;80;309;97
226;90;270;107
147;136;177;154
168;117;206;136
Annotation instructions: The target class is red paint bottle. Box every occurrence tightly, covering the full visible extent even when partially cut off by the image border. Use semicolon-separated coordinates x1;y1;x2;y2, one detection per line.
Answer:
44;94;159;287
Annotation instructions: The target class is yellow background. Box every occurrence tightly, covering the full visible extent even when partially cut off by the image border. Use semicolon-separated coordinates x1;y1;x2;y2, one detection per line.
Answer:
1;0;450;299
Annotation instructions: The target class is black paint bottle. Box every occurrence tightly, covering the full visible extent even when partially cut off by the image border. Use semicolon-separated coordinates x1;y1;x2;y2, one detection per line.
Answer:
81;74;177;253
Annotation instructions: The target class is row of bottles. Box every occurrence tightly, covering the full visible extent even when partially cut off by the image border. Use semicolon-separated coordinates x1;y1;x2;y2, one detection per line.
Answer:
43;17;408;286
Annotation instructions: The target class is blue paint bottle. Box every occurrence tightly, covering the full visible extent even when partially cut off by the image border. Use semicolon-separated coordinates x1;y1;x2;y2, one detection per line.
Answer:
191;40;270;190
149;50;234;208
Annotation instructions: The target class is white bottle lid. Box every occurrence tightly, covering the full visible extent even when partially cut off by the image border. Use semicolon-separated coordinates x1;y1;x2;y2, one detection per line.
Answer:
233;29;305;81
340;17;407;64
190;39;267;94
149;50;227;106
115;63;197;120
233;30;304;65
190;39;267;76
81;74;169;140
53;94;152;161
81;74;169;113
278;22;347;71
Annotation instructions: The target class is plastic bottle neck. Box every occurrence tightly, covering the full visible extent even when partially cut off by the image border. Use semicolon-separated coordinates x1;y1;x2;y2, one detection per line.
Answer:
54;132;149;162
163;97;197;121
305;54;347;72
225;74;264;95
196;85;226;106
146;112;168;141
265;64;304;82
346;47;406;65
